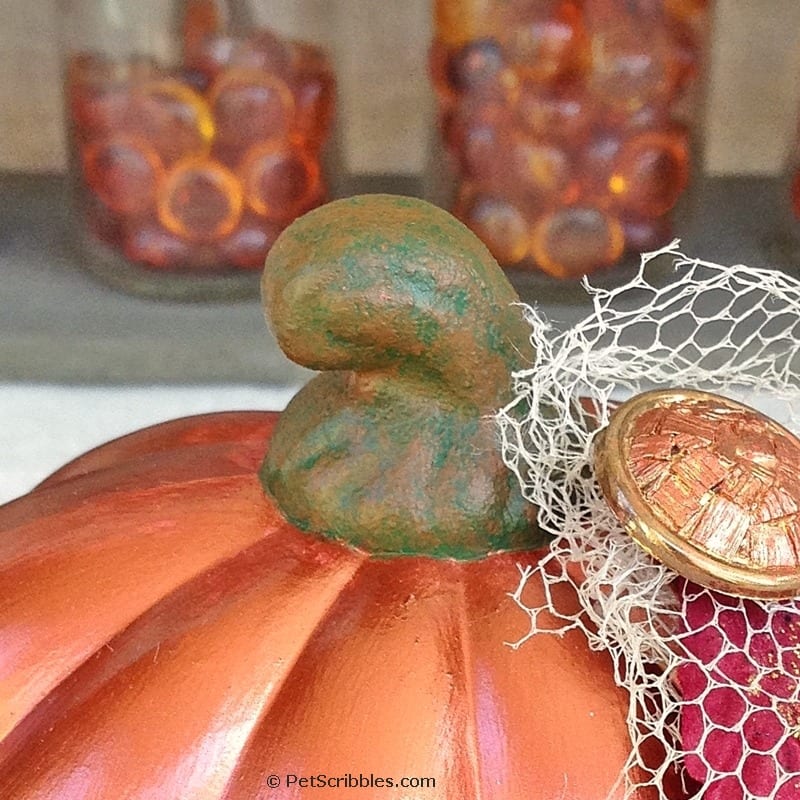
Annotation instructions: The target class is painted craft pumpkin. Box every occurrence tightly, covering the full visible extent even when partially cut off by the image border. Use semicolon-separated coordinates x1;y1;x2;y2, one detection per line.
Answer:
0;196;656;798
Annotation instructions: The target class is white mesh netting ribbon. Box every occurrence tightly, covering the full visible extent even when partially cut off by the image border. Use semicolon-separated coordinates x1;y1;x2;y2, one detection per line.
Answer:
497;243;800;800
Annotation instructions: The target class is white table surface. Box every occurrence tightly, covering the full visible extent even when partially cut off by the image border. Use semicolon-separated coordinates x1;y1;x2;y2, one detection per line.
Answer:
5;380;797;509
0;382;302;505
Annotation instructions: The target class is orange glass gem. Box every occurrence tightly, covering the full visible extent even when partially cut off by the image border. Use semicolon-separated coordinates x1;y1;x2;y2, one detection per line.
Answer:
515;83;592;144
587;24;674;112
621;213;673;253
133;78;214;165
498;0;588;85
610;102;670;135
184;33;237;83
443;100;510;184
608;130;689;217
70;84;131;141
594;389;800;599
82;135;163;216
458;192;529;266
288;41;336;151
236;29;292;76
665;0;709;26
239;142;321;223
182;0;223;67
578;130;622;198
530;205;624;278
434;0;493;48
219;217;283;270
67;54;137;141
123;223;193;269
158;158;243;242
509;133;573;202
208;68;295;151
446;37;518;102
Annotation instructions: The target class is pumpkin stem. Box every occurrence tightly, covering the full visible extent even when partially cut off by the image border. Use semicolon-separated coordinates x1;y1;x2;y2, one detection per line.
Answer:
260;195;543;558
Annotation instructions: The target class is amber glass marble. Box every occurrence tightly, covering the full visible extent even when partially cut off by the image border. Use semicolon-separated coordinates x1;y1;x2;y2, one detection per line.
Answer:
61;1;337;300
429;0;710;283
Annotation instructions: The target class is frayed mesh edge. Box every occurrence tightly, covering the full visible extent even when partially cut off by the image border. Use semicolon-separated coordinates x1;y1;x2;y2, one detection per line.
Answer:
497;243;800;800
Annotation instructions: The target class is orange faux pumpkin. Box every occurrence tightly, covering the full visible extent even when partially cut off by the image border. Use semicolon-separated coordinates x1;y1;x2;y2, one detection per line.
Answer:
0;196;657;799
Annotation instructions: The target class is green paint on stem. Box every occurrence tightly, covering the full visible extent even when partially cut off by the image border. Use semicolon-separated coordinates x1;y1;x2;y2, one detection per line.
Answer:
260;195;543;558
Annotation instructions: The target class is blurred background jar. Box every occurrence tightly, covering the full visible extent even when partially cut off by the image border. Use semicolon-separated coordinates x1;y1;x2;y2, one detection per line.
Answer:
427;0;712;289
60;0;339;300
770;106;800;267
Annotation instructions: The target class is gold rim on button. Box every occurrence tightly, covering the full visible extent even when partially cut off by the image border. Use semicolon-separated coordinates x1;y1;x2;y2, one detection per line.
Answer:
593;388;800;599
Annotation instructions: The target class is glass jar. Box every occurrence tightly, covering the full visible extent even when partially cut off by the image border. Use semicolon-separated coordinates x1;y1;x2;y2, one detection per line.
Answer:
427;0;711;290
60;0;339;300
770;112;800;268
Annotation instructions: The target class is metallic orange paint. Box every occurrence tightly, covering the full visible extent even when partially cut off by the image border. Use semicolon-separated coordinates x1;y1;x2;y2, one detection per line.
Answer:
0;412;657;799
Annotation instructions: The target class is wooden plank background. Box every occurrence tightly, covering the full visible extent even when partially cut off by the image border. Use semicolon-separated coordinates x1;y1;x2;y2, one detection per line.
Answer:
2;0;799;176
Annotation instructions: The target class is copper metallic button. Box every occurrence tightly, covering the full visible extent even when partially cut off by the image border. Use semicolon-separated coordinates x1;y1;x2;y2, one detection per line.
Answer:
593;388;800;599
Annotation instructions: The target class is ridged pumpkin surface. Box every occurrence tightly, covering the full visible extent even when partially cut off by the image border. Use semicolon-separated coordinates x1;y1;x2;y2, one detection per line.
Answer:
0;411;646;799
